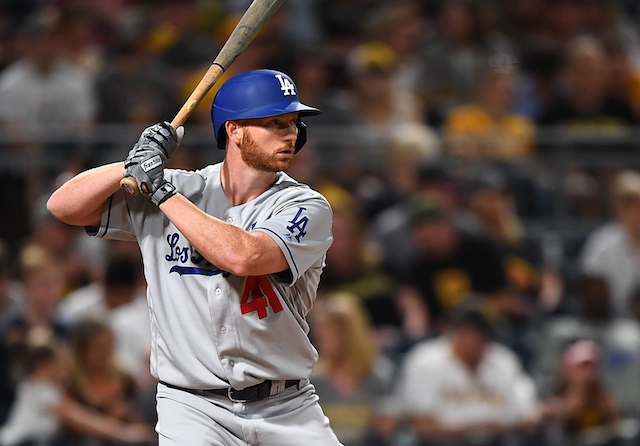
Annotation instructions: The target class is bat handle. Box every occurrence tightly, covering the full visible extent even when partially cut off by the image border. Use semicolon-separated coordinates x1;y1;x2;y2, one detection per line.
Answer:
120;176;139;195
120;118;181;195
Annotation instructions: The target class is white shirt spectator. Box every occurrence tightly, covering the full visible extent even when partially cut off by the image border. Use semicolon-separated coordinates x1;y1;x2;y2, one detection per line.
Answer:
399;336;538;428
109;293;152;377
56;284;151;378
55;282;104;324
0;380;60;446
580;222;640;316
0;59;95;142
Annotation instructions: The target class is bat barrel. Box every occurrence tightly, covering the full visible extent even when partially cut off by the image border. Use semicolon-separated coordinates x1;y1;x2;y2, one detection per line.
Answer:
121;0;286;196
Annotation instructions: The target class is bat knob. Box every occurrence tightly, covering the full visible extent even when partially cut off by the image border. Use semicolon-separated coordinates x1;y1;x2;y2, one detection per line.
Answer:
120;176;139;195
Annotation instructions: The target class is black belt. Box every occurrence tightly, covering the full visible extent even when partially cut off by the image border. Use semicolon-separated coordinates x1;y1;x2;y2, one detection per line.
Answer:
159;379;300;403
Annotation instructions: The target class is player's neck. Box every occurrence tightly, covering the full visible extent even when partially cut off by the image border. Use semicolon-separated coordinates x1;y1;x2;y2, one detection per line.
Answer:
221;159;276;206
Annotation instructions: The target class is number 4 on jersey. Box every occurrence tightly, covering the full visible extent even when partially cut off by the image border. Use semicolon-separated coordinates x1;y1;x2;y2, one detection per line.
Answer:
240;275;284;319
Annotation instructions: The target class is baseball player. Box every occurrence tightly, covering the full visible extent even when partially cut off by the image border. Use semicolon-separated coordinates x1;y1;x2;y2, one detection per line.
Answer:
47;69;342;446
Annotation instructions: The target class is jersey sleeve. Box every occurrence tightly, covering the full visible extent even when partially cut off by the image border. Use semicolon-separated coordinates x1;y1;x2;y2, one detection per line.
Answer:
85;189;149;241
253;195;333;285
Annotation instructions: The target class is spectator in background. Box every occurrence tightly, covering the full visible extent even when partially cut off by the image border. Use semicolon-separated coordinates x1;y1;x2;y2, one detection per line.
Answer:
0;10;96;149
58;5;105;77
535;0;589;50
278;0;322;46
537;35;637;130
144;0;216;73
372;161;470;277
580;170;640;317
444;53;536;160
0;240;22;424
607;42;640;129
56;318;154;445
498;0;547;48
0;341;65;446
318;183;403;344
310;292;398;446
397;194;508;328
533;274;640;419
580;0;640;71
397;303;540;446
0;170;30;261
290;44;358;174
416;0;516;126
384;122;441;202
366;2;430;98
3;243;67;353
345;41;422;173
0;239;22;338
0;243;67;428
541;339;621;446
465;168;563;368
316;0;383;75
29;198;93;293
56;253;150;384
516;41;564;121
96;35;180;125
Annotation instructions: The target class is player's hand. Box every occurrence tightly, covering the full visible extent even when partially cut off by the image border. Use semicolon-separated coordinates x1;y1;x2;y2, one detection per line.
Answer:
123;148;177;206
129;121;184;161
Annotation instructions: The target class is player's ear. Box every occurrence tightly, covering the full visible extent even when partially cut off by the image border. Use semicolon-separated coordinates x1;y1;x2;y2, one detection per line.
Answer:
226;120;243;147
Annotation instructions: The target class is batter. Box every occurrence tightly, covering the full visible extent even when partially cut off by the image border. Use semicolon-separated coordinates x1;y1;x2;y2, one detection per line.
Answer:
47;69;341;445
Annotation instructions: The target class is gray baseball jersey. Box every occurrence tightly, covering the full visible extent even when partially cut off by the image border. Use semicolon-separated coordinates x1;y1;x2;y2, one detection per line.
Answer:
89;162;333;390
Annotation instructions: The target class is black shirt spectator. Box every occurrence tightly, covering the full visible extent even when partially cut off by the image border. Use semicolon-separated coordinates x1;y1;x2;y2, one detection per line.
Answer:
398;195;507;323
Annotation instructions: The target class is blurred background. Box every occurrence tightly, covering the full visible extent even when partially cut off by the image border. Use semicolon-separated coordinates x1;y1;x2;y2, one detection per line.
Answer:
1;0;640;445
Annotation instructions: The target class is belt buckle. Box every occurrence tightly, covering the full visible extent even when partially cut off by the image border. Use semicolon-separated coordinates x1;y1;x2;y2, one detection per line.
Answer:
227;387;248;403
269;379;286;396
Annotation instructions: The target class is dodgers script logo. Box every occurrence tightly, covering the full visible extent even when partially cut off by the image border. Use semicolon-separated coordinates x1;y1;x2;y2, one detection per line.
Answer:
165;233;230;277
275;74;296;96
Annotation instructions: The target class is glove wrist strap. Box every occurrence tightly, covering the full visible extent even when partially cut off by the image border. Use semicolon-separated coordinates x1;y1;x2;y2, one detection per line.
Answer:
151;181;176;206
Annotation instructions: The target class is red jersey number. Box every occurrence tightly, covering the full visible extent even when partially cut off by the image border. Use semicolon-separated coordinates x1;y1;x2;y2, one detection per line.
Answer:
240;275;284;319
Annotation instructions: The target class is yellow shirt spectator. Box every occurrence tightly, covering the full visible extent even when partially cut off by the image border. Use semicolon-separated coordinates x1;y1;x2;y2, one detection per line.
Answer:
445;103;535;159
444;63;536;160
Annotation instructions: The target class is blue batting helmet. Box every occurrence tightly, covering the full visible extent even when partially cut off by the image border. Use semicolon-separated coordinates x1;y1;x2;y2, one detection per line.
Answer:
211;69;320;152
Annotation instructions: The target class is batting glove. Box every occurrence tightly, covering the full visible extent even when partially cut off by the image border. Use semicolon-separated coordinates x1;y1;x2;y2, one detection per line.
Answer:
127;121;184;162
123;153;176;206
150;180;177;206
123;147;176;205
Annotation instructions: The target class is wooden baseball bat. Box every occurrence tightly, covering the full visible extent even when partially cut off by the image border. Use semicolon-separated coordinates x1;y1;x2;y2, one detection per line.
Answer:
120;0;286;195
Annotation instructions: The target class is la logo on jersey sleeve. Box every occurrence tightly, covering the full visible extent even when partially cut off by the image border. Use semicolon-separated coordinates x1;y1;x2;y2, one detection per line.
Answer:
285;207;308;242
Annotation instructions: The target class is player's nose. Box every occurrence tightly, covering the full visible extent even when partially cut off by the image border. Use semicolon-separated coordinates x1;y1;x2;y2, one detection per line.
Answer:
283;120;298;141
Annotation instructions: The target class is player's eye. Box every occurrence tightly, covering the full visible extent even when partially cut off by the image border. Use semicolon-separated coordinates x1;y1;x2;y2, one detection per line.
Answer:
270;118;295;130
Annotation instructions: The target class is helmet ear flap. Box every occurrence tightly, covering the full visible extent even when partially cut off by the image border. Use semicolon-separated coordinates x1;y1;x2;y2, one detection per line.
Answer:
294;120;307;153
216;126;227;150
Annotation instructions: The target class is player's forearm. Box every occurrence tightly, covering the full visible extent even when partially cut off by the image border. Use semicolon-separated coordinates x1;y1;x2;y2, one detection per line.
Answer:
47;162;124;227
159;193;288;276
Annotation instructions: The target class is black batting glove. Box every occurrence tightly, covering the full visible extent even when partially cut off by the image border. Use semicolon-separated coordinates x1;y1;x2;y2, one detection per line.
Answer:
123;148;165;195
150;181;177;206
123;121;184;203
123;152;177;206
128;121;184;162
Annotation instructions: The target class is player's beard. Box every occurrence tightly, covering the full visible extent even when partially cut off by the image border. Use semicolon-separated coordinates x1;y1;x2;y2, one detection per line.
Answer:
239;131;294;172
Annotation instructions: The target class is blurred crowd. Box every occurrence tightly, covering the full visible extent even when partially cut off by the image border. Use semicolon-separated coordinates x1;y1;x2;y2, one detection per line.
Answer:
1;0;640;445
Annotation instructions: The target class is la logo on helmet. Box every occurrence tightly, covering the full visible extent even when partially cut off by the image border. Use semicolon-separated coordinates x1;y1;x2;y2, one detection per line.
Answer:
275;74;296;96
